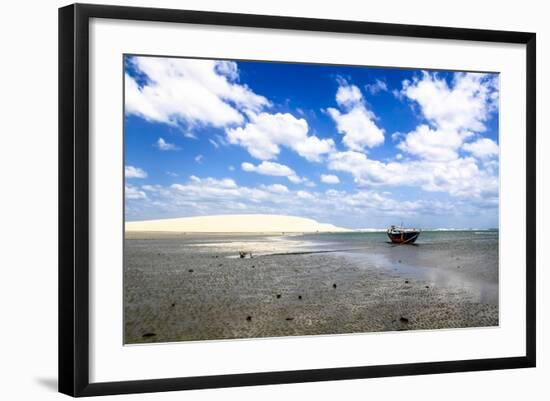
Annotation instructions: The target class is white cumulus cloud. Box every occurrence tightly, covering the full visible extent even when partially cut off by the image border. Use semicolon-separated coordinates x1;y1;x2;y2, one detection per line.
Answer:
463;138;499;159
401;71;498;133
287;175;304;184
320;174;340;184
124;175;488;227
263;184;289;194
125;57;270;129
242;161;294;176
397;124;465;162
396;71;499;162
335;84;363;107
125;165;147;179
241;161;304;184
328;151;498;199
125;184;147;200
227;112;334;161
327;83;385;151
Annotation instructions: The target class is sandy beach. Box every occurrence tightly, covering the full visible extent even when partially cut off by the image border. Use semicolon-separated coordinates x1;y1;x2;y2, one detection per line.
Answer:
125;214;351;233
124;231;498;344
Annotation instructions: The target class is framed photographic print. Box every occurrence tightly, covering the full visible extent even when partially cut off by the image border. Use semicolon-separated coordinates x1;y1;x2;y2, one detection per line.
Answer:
58;3;536;397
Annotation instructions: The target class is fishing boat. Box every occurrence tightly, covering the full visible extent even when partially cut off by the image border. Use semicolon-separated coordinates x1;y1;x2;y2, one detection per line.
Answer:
387;225;421;244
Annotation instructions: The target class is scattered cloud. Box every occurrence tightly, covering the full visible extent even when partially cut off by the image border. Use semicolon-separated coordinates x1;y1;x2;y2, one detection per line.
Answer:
125;184;147;200
263;183;289;194
242;161;293;176
391;132;405;142
376;71;500;197
463;138;499;159
124;175;481;226
328;151;497;199
400;71;498;133
227;112;334;161
287;175;305;184
241;161;305;184
327;82;385;151
170;176;270;206
297;190;315;200
125;165;147;179
215;60;239;81
397;124;465;162
125;57;270;129
396;72;498;162
335;84;363;107
320;174;340;184
183;131;197;139
124;61;499;228
365;79;388;95
155;137;179;151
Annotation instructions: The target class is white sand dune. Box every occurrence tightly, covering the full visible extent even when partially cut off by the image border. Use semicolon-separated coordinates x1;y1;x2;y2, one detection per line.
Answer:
125;214;351;233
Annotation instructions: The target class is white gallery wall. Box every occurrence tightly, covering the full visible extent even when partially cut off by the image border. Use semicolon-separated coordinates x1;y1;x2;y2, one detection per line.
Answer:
0;0;546;400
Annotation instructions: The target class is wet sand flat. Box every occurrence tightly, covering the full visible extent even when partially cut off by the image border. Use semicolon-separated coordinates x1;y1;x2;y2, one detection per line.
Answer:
124;232;498;344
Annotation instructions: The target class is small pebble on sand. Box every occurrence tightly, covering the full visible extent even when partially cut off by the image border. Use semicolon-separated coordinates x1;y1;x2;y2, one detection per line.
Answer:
246;316;252;321
298;295;302;300
399;317;409;323
286;317;294;321
333;284;337;289
188;269;194;273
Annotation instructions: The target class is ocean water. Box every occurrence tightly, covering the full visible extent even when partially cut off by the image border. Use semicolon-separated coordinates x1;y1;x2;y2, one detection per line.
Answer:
290;230;499;305
294;230;498;250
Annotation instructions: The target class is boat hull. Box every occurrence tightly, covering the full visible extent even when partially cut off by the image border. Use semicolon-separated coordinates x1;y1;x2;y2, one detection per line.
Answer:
387;230;420;244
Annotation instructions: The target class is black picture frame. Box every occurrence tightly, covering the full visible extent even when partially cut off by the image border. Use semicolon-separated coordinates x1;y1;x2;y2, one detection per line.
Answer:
59;3;536;397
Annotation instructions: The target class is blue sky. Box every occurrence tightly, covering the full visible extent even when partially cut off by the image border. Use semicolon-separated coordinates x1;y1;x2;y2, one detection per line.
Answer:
124;55;499;229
